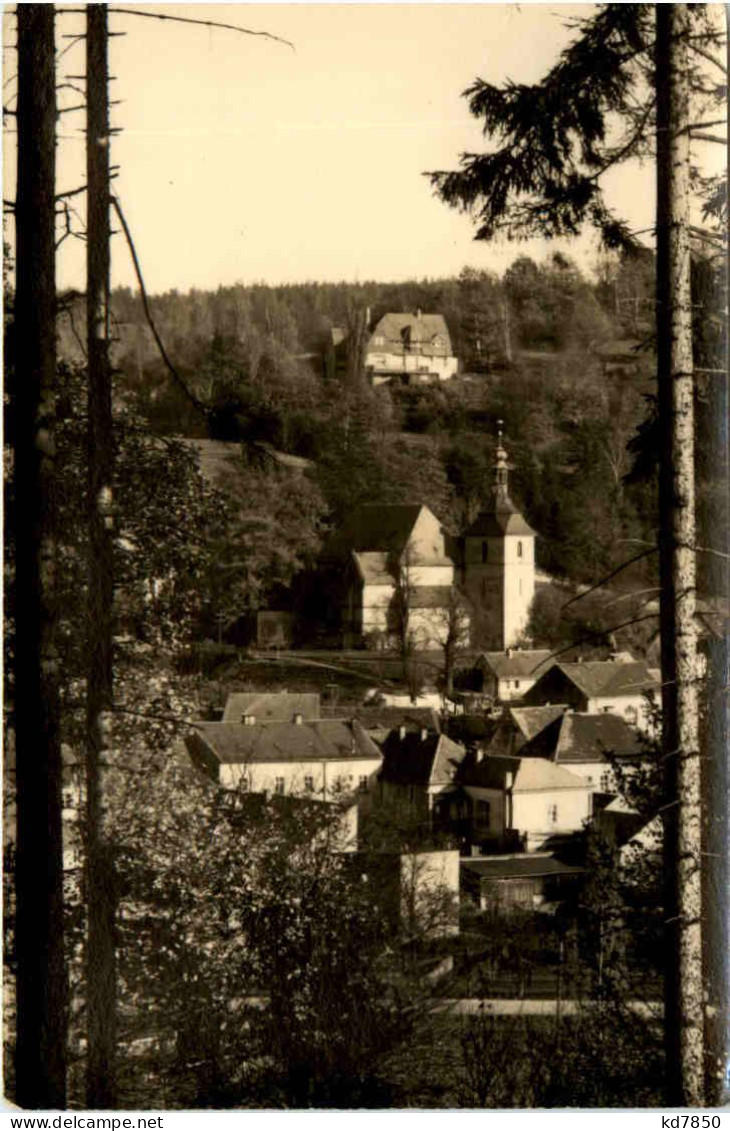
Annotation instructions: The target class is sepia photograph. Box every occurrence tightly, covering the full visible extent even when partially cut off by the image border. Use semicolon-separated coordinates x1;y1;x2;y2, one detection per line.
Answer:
3;0;729;1114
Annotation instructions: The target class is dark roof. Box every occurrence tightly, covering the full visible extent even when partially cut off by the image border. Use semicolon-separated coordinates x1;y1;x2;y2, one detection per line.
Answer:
356;707;442;735
222;691;321;723
380;730;466;787
464;492;536;539
461;753;520;791
520;711;645;764
461;855;586;880
189;719;381;765
477;650;554;680
548;660;658;700
369;313;454;358
336;503;425;555
509;705;566;742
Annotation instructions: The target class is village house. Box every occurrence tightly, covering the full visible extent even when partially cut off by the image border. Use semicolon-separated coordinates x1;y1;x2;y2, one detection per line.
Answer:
377;727;468;830
522;657;660;730
376;724;592;855
186;717;382;805
457;752;593;853
516;709;647;795
222;690;321;723
364;310;459;385
485;704;567;759
470;647;554;702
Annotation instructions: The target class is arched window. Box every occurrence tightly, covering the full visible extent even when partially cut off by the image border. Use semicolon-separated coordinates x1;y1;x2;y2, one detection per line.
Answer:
482;541;488;563
517;540;523;558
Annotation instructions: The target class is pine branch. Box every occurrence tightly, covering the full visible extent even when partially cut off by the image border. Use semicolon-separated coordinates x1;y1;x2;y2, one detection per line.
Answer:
110;195;209;421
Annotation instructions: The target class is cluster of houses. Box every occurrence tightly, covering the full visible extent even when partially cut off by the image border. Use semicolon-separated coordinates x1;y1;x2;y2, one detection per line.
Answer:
185;647;659;920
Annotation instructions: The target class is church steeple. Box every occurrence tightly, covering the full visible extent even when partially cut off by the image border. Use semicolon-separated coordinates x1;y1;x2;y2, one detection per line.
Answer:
492;419;510;505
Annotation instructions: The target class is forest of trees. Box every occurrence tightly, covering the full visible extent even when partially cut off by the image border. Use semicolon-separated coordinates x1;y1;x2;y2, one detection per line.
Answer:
51;243;724;637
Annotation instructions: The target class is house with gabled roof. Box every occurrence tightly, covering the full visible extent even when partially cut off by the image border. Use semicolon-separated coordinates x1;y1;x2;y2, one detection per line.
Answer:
378;728;468;828
459;752;592;852
472;647;554;701
523;657;660;730
517;709;647;794
485;704;566;759
186;717;382;804
365;310;458;385
222;690;321;724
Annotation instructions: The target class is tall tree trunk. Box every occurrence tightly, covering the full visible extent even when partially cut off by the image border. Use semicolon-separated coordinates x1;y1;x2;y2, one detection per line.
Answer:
655;4;703;1106
85;4;117;1108
13;5;68;1108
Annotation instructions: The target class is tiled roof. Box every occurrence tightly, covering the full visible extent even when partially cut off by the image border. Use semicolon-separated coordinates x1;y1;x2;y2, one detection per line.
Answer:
477;650;554;680
552;660;659;700
190;719;381;764
336;503;425;555
461;854;586;880
519;711;644;765
380;730;466;787
369;313;454;358
462;753;520;791
509;705;566;742
464;493;536;538
356;707;441;734
512;758;588;793
222;691;321;723
554;713;645;763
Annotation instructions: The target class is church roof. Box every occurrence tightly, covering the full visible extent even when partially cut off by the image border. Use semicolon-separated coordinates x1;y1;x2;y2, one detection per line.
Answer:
336;503;425;555
465;496;536;538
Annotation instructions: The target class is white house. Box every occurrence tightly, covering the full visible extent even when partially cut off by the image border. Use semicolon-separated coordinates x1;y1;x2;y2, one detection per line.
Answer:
365;311;458;384
516;709;647;796
522;657;660;731
461;753;593;852
186;718;382;804
472;648;554;701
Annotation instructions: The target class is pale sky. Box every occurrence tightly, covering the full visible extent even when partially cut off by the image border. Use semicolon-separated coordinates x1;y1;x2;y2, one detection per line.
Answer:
3;2;710;294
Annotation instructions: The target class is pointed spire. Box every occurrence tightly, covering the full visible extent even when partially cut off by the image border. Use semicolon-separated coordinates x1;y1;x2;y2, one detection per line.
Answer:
492;419;510;504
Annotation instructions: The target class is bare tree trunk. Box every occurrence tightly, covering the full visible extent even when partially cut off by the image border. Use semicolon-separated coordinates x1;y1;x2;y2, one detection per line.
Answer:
85;4;117;1108
13;5;68;1108
655;5;703;1106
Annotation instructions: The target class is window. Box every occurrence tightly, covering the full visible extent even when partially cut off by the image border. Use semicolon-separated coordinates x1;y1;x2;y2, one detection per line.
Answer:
625;705;638;725
476;800;491;830
548;804;558;824
304;775;314;793
482;541;488;564
275;777;285;795
517;540;523;558
514;680;520;690
358;775;369;793
600;771;612;792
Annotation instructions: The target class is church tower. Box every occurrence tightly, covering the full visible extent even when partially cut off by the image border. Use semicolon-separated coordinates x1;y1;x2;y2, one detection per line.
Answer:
463;422;536;649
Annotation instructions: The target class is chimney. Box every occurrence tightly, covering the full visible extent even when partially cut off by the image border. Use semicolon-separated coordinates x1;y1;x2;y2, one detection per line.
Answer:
398;724;407;741
293;713;303;725
420;727;428;742
475;747;484;764
242;714;256;726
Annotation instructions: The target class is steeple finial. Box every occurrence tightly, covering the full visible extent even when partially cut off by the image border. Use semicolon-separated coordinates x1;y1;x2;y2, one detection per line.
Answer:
493;419;509;501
